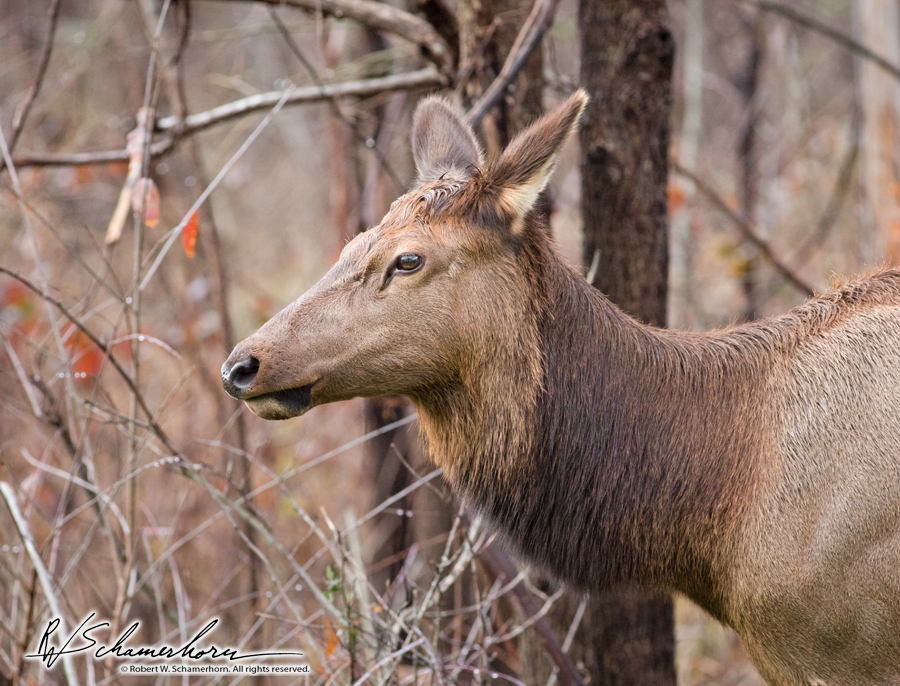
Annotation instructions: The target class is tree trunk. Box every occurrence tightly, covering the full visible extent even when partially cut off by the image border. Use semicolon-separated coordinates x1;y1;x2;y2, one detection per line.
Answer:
580;0;673;326
578;1;677;684
736;11;765;322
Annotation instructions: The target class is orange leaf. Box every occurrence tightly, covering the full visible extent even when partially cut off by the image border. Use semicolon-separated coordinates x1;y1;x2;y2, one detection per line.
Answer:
2;281;31;308
2;280;38;335
668;182;685;212
63;327;105;379
324;618;339;657
182;211;199;258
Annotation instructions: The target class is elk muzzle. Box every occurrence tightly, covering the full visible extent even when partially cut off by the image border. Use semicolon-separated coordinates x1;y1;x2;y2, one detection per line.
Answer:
221;341;316;420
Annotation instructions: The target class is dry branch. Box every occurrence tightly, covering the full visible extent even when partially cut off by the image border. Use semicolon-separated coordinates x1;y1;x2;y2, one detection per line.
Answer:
478;544;585;686
0;482;81;686
672;162;815;297
464;0;562;128
742;0;900;82
0;266;183;459
8;138;174;170
8;0;62;153
788;114;861;270
156;67;444;134
8;70;445;170
201;0;454;74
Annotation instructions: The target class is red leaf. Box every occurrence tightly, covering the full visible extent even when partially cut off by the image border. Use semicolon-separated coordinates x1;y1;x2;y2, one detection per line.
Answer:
183;211;199;258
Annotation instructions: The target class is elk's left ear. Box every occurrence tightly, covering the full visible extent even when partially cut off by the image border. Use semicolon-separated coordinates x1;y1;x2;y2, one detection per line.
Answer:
486;89;588;231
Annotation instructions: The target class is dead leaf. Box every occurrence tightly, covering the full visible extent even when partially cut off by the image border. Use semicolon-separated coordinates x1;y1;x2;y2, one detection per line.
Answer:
324;618;339;657
106;107;153;244
182;211;200;258
132;177;160;227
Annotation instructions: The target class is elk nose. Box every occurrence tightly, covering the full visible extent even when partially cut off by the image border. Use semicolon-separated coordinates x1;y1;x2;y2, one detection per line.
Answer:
222;354;260;398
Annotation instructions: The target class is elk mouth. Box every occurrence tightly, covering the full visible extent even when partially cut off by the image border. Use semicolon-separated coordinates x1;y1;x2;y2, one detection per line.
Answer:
243;382;316;420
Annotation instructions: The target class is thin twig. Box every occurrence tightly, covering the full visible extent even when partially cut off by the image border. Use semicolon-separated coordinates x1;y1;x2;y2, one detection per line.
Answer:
268;6;406;195
8;0;63;153
0;268;344;629
478;543;584;686
465;0;562;128
0;482;81;686
9;138;175;170
139;86;295;291
0;266;184;459
788;111;861;269
671;162;815;297
741;0;900;82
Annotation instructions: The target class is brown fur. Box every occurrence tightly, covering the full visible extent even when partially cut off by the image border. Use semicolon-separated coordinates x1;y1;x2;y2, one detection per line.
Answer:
223;91;900;685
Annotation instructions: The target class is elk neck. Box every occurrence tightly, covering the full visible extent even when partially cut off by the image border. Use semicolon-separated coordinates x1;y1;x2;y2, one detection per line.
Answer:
411;220;773;620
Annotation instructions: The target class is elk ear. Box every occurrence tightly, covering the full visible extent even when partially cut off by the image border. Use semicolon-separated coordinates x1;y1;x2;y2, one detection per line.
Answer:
487;89;588;231
412;96;484;182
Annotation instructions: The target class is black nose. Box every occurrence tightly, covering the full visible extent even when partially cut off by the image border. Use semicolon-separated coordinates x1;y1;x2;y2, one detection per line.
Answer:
222;355;259;398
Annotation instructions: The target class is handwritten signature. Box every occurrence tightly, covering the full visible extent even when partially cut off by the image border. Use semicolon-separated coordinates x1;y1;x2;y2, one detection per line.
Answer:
27;615;303;669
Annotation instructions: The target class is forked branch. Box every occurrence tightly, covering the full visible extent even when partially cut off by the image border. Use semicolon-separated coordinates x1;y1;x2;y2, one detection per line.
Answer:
202;0;454;75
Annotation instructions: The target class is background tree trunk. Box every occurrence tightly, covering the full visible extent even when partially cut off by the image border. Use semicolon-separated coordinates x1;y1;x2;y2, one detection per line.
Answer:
578;1;677;683
580;0;673;325
736;10;765;322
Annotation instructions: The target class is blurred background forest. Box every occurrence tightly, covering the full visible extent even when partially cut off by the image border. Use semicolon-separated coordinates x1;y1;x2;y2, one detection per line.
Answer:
1;0;898;684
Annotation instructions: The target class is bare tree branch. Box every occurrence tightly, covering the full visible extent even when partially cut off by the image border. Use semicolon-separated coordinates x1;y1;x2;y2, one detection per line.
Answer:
201;0;454;75
788;111;861;269
267;5;406;190
465;0;562;127
479;543;585;686
8;138;175;170
411;0;459;67
671;162;816;297
741;0;900;82
0;266;184;458
157;67;445;135
8;0;63;153
8;69;444;169
0;482;81;686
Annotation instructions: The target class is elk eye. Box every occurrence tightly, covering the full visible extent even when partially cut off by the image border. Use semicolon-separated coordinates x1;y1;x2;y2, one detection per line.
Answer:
395;253;422;272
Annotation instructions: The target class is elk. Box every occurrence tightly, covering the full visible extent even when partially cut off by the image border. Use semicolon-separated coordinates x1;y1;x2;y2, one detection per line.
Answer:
222;90;900;685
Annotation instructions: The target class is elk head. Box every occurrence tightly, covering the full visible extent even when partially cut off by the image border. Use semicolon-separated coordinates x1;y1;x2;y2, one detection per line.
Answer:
222;90;587;422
